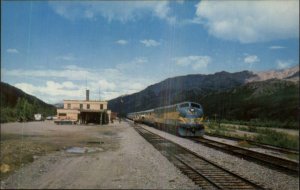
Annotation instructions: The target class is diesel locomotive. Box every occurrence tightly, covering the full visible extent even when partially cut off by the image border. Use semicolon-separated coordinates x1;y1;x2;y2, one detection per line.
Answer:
127;101;205;137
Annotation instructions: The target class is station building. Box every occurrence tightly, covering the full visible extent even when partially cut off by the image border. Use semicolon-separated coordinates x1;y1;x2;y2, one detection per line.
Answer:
57;90;111;125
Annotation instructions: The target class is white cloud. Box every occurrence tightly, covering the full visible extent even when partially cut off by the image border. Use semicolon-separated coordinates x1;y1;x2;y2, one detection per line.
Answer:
269;46;286;50
276;60;294;69
6;48;19;54
3;67;91;81
244;55;260;64
174;56;211;70
195;0;299;43
61;81;77;89
63;65;82;70
4;57;154;103
15;81;83;99
176;0;185;5
56;54;76;61
116;57;148;71
140;39;161;47
116;40;128;45
49;1;175;24
95;79;116;91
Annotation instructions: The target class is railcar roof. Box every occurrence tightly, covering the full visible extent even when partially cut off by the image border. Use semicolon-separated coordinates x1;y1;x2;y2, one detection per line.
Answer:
127;101;202;115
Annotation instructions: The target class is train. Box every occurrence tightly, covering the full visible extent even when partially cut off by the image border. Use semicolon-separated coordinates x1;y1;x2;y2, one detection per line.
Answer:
127;101;205;137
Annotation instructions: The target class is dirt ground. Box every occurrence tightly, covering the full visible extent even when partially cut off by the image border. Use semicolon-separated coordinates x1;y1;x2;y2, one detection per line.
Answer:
0;121;198;189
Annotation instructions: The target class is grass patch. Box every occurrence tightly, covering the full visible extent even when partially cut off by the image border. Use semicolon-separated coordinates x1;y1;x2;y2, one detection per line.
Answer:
0;135;58;180
255;129;299;150
206;123;299;150
222;119;299;129
237;140;255;148
206;124;229;137
286;154;299;161
206;122;234;132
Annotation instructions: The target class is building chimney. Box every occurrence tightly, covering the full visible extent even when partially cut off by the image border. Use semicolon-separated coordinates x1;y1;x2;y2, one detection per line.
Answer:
86;90;89;101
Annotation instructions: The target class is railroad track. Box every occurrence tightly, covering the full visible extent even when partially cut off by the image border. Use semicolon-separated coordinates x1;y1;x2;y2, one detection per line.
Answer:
134;124;265;189
205;133;299;155
190;137;299;176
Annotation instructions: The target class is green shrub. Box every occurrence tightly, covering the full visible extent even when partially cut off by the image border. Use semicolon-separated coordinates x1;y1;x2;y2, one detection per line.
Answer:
0;107;17;123
222;119;299;129
255;129;299;149
248;126;257;132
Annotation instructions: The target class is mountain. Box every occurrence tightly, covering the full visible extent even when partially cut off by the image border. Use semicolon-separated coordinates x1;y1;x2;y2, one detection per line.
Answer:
1;82;56;122
108;67;299;128
108;70;256;114
246;66;299;82
53;103;64;108
199;79;298;128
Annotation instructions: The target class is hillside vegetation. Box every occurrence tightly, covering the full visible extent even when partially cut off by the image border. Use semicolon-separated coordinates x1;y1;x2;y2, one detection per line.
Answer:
1;82;56;123
198;80;299;129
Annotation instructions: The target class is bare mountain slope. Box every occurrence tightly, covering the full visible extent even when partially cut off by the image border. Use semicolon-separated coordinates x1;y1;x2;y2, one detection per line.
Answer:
247;66;299;82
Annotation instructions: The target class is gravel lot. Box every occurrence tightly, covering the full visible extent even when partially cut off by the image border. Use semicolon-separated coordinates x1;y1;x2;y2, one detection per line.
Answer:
139;122;299;190
1;121;198;189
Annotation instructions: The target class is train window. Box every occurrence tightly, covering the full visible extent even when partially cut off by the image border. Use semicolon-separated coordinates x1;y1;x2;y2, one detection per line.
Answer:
191;103;201;108
180;103;189;108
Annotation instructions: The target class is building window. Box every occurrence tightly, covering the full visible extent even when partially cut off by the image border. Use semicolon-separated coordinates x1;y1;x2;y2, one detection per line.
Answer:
59;113;67;116
87;104;90;109
80;104;83;109
100;104;103;110
67;104;71;109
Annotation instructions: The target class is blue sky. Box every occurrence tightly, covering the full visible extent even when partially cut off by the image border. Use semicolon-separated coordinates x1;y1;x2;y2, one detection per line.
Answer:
1;0;299;103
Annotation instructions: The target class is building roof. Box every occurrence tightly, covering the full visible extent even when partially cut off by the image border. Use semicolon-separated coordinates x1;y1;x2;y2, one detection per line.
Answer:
79;109;108;113
63;100;107;102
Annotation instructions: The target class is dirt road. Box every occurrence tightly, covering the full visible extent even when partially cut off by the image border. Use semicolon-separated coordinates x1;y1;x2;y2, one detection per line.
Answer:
0;121;198;189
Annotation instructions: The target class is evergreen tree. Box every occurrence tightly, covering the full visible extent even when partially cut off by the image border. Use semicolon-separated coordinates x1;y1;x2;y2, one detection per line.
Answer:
15;98;34;121
15;98;25;121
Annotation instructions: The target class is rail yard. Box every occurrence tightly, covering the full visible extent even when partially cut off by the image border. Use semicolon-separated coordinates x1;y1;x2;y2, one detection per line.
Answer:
0;120;298;189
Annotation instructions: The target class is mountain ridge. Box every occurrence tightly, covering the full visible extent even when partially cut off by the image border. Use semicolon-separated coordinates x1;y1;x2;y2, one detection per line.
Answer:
247;66;299;82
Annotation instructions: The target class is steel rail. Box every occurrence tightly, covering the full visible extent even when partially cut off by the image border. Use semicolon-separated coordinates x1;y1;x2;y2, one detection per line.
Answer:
190;137;299;176
134;124;266;189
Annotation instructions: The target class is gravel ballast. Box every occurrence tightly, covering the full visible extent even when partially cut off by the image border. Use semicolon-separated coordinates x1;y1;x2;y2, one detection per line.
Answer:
138;122;299;190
